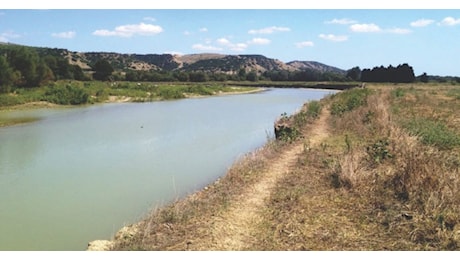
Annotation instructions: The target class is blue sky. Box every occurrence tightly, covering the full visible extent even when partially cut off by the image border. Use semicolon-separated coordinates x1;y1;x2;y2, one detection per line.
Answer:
1;2;460;76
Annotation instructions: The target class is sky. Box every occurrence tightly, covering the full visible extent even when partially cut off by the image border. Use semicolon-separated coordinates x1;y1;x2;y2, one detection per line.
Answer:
1;1;460;76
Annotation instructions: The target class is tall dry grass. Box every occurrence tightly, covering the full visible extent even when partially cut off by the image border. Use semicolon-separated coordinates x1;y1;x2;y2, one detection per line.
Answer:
326;86;460;249
255;85;460;250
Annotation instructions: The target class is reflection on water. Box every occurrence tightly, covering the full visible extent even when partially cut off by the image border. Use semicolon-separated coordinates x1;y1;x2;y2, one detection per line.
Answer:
0;88;335;250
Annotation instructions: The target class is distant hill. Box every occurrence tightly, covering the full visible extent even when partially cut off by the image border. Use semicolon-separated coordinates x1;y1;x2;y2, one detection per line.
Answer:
64;51;346;75
287;60;345;74
0;42;347;75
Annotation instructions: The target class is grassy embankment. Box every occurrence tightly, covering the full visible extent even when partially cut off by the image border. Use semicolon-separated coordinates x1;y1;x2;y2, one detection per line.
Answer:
0;80;260;127
109;83;460;250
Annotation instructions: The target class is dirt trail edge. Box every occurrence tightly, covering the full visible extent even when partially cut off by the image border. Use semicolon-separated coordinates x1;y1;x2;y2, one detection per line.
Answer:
194;107;331;250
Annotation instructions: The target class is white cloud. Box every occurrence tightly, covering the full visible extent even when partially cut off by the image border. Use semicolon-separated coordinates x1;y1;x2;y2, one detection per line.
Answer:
217;37;248;51
217;38;231;45
386;28;412;34
199;27;208;32
247;37;271;45
230;43;248;52
410;19;435;27
350;23;381;32
93;22;163;37
51;31;76;39
248;26;290;34
439;17;460;26
325;18;357;25
143;17;156;22
319;34;348;42
295;41;314;48
192;44;222;52
183;31;192;36
0;31;20;42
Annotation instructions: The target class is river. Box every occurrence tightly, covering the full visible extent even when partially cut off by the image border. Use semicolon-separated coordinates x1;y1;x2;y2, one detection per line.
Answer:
0;88;335;250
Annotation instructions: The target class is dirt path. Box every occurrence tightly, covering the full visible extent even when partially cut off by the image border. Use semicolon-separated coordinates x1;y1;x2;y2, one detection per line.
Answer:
196;108;331;250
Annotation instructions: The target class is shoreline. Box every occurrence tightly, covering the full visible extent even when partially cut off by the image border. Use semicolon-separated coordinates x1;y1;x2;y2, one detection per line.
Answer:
0;87;268;128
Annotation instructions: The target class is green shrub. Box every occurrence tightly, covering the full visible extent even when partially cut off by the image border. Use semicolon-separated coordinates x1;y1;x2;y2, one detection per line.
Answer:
331;88;371;116
157;86;185;100
366;138;393;164
447;88;460;100
186;85;214;96
42;84;89;105
391;87;406;98
0;94;25;107
306;100;321;118
403;118;460;150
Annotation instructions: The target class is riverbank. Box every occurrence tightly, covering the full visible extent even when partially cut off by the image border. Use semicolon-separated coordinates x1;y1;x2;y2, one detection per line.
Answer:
92;83;460;250
0;84;266;127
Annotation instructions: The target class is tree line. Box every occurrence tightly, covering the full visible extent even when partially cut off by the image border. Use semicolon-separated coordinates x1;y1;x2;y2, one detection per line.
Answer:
120;68;349;83
2;44;458;95
0;45;86;93
346;64;416;83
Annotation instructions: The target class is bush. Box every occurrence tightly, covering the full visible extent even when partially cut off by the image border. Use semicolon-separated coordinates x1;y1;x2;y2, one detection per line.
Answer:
330;88;371;116
0;94;25;107
306;100;322;118
366;138;393;164
403;118;460;150
391;87;406;98
43;84;89;105
157;86;185;100
186;85;214;96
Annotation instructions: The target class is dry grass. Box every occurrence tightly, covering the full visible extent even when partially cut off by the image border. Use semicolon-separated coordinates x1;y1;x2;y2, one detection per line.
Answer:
110;83;460;251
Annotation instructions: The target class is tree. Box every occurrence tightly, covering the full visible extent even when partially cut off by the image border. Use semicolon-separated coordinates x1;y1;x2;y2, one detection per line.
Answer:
419;73;429;83
238;68;247;80
0;55;13;93
189;71;208;82
173;71;189;82
70;65;86;81
246;71;258;82
346;66;361;81
7;46;40;87
361;63;415;83
92;59;114;81
36;60;55;85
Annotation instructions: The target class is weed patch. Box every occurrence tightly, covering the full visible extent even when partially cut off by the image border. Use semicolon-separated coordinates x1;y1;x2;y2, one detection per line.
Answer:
403;118;460;149
330;88;372;116
42;84;89;105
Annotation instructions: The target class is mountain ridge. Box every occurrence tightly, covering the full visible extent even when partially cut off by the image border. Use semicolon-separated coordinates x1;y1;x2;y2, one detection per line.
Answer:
0;42;347;75
72;51;347;75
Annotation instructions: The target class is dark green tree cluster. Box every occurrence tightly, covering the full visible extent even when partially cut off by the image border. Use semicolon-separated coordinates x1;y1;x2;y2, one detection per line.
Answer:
346;66;361;81
415;73;460;84
0;45;86;93
361;64;415;83
92;59;114;81
262;69;348;82
122;69;252;83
